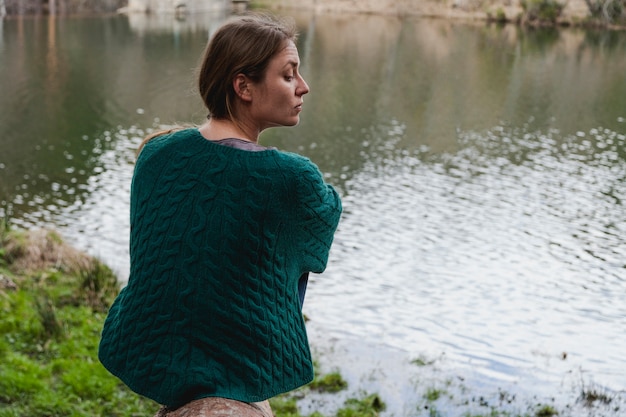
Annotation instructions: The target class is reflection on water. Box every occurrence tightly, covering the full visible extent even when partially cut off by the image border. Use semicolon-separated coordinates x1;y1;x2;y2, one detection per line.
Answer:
1;11;625;416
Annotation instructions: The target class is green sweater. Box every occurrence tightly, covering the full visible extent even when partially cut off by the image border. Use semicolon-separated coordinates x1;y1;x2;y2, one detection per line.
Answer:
98;128;342;408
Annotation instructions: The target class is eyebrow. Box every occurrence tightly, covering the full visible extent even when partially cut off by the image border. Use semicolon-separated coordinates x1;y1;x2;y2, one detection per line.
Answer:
283;60;299;69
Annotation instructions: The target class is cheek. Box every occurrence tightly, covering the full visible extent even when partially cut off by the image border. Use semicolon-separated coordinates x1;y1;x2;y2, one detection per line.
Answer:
257;82;292;110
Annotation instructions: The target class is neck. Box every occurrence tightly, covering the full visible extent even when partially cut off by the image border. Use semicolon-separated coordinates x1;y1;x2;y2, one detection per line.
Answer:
199;118;259;143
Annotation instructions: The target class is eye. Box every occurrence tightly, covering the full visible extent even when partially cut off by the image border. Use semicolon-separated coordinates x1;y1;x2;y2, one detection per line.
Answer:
284;75;294;82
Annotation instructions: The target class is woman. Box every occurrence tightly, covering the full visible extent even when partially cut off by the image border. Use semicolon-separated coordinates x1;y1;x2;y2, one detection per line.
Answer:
98;13;342;417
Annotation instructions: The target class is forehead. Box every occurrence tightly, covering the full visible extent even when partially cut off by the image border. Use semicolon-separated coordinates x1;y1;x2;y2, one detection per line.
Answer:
271;40;300;66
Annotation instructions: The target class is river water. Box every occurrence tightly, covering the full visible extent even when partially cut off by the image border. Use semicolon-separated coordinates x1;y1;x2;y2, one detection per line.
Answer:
0;10;625;417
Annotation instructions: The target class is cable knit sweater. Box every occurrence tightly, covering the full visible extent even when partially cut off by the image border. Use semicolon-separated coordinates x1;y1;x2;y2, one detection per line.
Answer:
98;128;342;408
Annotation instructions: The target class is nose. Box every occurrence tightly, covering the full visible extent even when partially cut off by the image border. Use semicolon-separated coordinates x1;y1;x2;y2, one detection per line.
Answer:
297;74;310;96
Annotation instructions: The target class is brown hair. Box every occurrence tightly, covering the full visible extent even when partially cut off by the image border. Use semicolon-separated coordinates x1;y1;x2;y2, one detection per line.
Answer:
138;13;297;153
199;13;298;120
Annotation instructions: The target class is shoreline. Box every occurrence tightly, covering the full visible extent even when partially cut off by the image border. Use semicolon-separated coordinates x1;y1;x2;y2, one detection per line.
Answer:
1;0;624;29
254;0;626;29
2;226;623;417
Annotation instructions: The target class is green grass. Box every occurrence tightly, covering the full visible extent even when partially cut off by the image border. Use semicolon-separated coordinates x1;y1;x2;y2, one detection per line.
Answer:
336;394;386;417
309;371;348;393
425;387;447;402
0;225;384;417
0;264;159;416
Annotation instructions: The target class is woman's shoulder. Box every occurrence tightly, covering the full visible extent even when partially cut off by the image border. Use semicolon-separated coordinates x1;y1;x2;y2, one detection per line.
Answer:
144;127;198;148
270;149;319;170
138;127;197;156
137;128;240;167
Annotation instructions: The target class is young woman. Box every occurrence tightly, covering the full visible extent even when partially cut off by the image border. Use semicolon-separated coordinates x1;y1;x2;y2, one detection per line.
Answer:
98;13;342;417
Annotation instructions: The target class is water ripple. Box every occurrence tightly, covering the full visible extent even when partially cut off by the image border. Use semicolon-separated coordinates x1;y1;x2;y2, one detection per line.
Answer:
306;122;626;414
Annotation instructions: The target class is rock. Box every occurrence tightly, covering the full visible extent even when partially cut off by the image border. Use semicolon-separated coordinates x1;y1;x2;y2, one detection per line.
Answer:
154;398;273;417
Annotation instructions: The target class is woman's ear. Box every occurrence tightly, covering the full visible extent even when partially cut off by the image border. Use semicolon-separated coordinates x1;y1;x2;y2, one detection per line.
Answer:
233;74;253;102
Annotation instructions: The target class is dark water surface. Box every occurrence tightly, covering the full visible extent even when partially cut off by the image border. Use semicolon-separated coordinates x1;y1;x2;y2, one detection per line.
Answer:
1;11;625;416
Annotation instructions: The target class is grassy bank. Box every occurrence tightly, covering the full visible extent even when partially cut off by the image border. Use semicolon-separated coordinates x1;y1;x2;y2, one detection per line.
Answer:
0;224;385;417
0;226;156;416
0;224;620;416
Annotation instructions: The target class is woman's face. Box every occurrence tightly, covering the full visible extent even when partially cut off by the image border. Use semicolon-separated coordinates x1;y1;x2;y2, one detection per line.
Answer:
248;40;309;130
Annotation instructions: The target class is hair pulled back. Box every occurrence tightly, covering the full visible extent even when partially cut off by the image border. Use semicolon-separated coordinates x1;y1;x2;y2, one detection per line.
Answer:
137;14;297;154
199;13;298;120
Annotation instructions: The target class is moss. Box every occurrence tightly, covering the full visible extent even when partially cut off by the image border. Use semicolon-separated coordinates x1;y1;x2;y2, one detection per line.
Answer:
411;355;436;366
336;394;386;417
309;371;348;393
535;404;558;417
425;387;447;402
269;396;301;416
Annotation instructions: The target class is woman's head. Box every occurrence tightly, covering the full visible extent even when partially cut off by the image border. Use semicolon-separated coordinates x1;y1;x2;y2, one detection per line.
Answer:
198;14;299;121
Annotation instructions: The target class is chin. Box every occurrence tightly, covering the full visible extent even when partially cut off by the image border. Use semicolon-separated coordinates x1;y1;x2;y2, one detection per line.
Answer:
287;117;300;126
267;117;300;129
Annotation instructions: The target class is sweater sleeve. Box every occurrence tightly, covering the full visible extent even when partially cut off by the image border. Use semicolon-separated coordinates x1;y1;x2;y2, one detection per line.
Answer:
286;154;342;274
